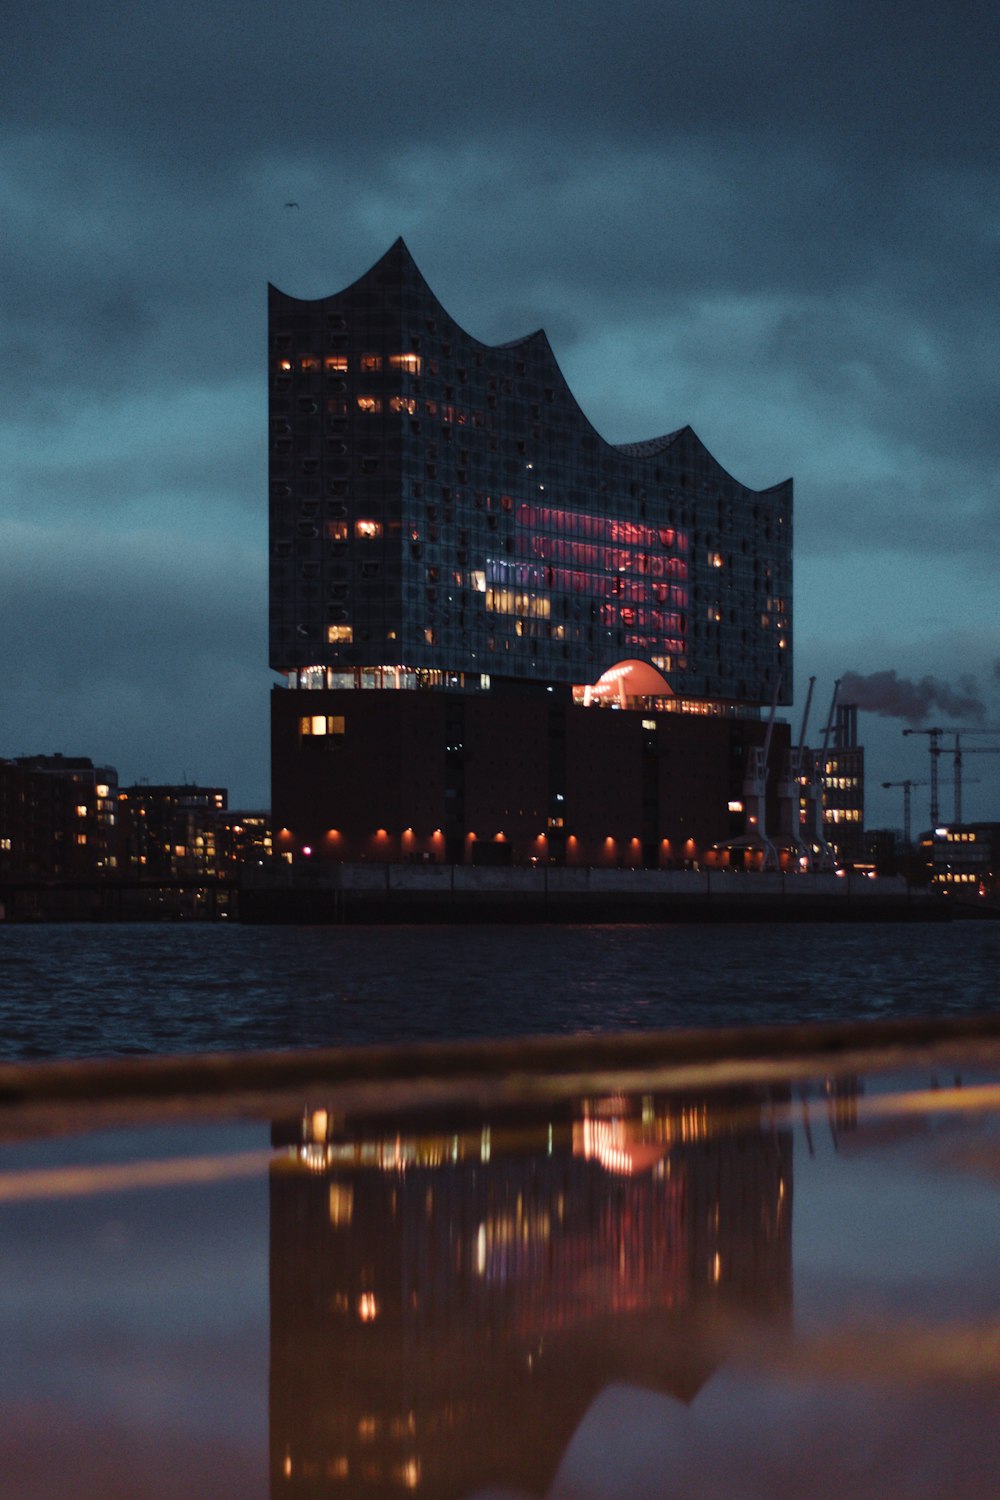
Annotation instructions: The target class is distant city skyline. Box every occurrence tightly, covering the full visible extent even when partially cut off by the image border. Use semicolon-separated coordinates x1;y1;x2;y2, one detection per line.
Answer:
2;2;996;826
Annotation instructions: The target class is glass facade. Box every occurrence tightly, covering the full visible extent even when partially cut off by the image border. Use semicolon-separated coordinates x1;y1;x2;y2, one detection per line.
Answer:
269;240;792;707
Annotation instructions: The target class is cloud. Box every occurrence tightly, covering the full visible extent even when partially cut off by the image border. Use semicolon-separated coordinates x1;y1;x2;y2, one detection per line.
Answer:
0;0;995;802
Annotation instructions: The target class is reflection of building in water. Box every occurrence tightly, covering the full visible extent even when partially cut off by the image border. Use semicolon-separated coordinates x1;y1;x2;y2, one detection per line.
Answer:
269;1090;792;1498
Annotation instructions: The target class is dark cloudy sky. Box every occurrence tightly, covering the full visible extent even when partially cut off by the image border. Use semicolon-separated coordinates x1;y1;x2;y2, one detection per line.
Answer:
3;1;997;828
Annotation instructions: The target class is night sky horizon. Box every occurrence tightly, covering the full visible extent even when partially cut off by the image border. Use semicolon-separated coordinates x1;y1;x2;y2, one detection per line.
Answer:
2;2;997;828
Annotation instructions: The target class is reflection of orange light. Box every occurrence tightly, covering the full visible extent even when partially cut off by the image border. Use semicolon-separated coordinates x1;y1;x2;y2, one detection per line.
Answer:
375;828;388;838
605;836;615;845
495;832;505;842
467;831;477;841
277;827;293;842
630;837;641;847
358;1292;378;1322
326;828;341;839
684;838;696;851
431;828;443;839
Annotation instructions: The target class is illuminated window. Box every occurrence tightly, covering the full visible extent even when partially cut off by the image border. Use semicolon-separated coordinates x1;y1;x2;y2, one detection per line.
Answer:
300;715;346;737
355;519;382;539
325;519;348;541
485;588;550;618
356;396;381;414
76;833;87;845
299;355;320;372
76;804;88;817
389;353;422;374
708;551;723;568
360;354;382;372
324;355;348;372
389;396;417;413
327;625;353;643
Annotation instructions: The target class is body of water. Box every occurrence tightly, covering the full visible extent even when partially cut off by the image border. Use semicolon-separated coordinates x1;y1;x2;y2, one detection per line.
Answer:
1;919;998;1061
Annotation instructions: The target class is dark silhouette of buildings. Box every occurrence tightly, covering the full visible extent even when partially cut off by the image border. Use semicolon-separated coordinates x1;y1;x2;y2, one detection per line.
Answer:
268;241;793;866
0;759;274;919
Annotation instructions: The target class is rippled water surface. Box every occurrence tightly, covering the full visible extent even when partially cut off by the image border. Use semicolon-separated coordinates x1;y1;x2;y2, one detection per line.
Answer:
1;920;998;1061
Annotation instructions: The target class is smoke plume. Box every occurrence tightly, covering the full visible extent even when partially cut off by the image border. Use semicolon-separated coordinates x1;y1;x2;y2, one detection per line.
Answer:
839;669;986;725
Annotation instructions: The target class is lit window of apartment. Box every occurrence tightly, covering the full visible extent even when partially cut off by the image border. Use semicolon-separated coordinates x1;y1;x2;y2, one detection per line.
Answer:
299;716;346;737
389;354;421;374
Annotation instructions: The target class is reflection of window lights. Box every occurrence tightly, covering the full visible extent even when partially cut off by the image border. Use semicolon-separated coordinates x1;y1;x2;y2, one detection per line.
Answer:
355;519;382;539
389;354;421;374
327;625;353;643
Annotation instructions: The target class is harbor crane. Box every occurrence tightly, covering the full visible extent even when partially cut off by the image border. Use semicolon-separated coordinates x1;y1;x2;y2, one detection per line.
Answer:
777;674;815;865
881;780;929;849
734;677;782;870
803;679;840;872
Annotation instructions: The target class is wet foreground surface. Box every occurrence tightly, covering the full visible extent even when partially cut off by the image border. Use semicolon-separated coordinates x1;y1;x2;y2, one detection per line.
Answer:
3;1024;1000;1498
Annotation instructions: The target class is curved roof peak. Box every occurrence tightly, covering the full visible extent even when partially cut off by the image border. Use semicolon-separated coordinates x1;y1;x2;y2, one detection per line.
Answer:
614;428;690;458
273;242;791;492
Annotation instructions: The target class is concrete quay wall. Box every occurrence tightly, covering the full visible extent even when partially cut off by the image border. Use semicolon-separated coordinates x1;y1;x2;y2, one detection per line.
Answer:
239;865;946;925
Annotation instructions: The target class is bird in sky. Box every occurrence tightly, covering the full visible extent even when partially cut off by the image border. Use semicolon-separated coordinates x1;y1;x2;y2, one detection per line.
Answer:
285;201;299;209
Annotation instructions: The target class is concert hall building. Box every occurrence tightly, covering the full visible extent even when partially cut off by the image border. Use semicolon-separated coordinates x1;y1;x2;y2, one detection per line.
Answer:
268;241;792;866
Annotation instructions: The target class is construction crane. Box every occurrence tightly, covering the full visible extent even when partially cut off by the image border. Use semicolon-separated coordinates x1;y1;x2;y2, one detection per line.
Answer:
881;780;929;849
953;739;1000;823
904;725;1000;827
901;728;945;827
